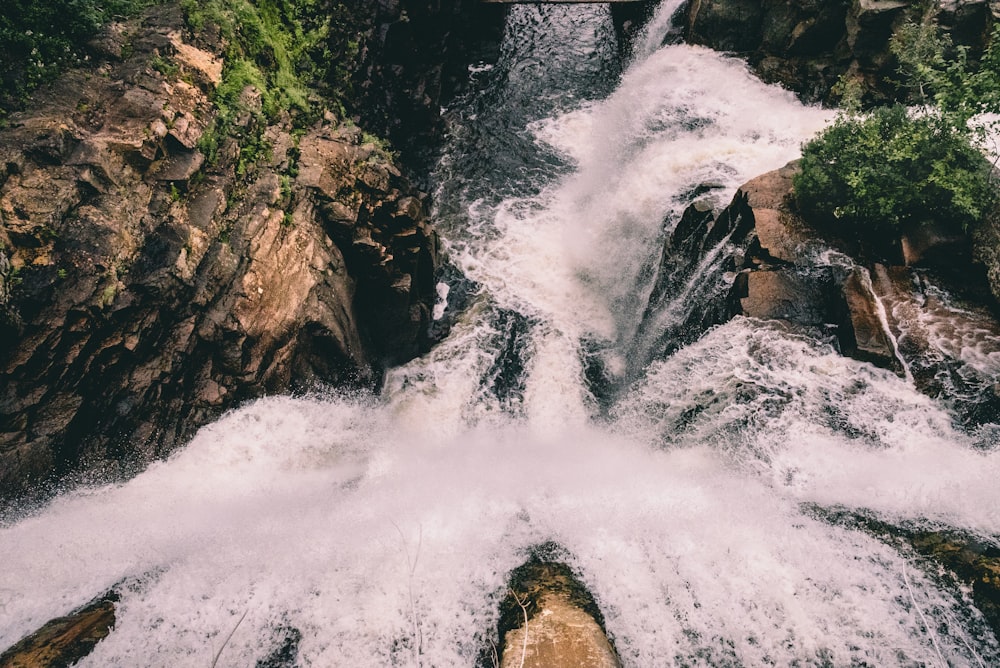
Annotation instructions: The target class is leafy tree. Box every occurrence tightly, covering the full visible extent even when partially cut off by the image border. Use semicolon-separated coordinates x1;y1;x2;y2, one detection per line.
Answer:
794;20;1000;251
891;21;1000;135
795;106;995;238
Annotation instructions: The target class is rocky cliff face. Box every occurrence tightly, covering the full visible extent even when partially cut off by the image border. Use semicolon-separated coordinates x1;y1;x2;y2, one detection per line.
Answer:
342;0;507;170
684;0;1000;103
0;5;440;501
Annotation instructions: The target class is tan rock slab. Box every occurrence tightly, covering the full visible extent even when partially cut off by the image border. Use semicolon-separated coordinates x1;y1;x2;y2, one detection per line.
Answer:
501;593;620;668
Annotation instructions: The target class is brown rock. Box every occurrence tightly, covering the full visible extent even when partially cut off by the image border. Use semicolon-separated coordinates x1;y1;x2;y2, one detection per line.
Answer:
737;269;829;325
0;5;440;502
0;594;116;668
900;221;972;268
499;561;620;668
150;149;204;182
501;596;620;668
841;266;902;372
169;32;223;87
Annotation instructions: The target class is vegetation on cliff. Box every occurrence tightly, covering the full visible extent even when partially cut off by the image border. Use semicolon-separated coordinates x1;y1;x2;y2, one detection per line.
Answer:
180;0;350;168
0;0;161;120
794;21;1000;250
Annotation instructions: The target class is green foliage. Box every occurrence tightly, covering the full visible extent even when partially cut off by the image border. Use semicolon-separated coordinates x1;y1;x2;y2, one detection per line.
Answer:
891;22;1000;132
0;0;159;117
150;54;179;78
795;19;1000;250
795;106;996;241
181;0;347;172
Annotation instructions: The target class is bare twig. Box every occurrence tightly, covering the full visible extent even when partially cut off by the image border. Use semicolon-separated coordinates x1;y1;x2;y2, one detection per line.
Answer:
510;588;530;668
391;521;423;665
210;609;248;668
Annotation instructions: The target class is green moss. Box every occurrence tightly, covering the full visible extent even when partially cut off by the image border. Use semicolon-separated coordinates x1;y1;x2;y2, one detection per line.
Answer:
179;0;348;174
150;54;179;78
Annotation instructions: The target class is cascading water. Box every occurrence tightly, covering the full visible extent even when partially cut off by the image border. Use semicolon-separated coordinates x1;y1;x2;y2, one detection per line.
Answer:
4;2;1000;666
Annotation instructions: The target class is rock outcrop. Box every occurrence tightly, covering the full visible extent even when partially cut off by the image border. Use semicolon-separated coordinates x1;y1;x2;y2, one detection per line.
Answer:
0;592;116;667
0;6;440;501
494;557;620;668
683;0;1000;103
645;161;1000;428
342;0;508;169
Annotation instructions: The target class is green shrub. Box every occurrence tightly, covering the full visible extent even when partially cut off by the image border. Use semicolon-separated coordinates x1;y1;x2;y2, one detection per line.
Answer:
795;19;1000;251
794;105;996;243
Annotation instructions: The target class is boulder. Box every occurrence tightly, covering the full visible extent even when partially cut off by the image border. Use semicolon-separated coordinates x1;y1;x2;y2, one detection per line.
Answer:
497;559;620;668
737;269;830;325
840;266;903;373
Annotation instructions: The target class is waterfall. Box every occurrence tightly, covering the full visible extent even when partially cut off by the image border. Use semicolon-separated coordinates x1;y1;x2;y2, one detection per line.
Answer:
3;3;1000;666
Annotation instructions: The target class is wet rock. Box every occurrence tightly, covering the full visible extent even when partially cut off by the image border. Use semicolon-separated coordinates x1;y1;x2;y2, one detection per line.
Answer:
0;5;440;503
839;266;903;373
632;193;752;363
256;625;302;668
809;505;1000;641
740;163;815;265
495;556;620;668
684;0;997;104
0;592;116;667
736;269;831;325
642;157;1000;412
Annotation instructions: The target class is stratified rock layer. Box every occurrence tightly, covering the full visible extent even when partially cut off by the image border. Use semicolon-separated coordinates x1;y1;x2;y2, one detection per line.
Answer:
0;6;439;501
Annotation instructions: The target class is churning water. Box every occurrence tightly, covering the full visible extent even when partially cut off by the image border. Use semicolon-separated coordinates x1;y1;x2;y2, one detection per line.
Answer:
4;2;1000;665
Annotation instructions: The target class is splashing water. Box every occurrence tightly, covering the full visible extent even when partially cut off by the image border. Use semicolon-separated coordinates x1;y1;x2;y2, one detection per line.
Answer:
3;3;1000;666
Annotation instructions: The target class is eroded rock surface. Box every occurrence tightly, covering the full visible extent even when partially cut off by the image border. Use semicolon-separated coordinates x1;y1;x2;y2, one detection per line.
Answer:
496;559;620;668
644;161;1000;427
0;6;439;501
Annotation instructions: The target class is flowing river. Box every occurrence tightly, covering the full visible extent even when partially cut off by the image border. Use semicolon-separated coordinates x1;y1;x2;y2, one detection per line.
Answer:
4;2;1000;665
